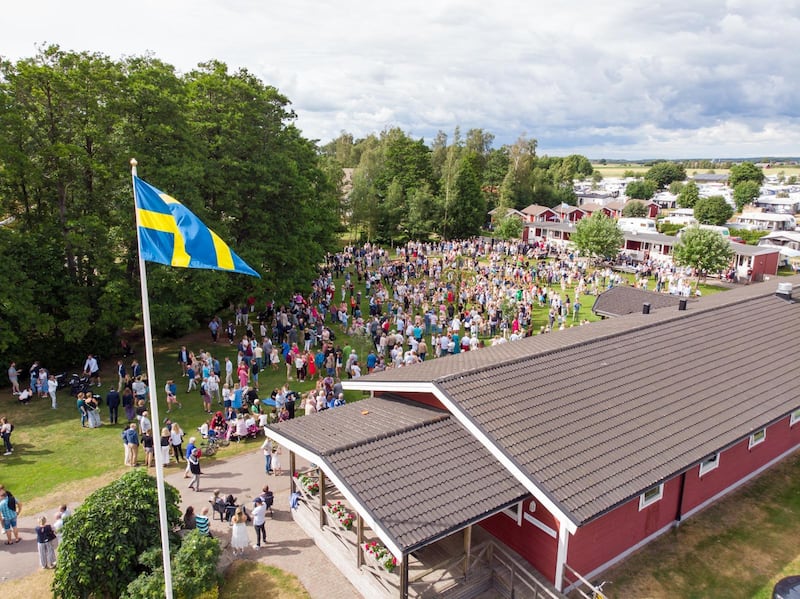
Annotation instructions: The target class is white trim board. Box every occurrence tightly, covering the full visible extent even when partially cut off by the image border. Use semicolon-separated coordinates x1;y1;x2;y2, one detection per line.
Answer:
264;428;405;561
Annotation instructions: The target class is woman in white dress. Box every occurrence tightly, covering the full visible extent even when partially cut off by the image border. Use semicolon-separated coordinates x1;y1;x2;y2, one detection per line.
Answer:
230;506;249;556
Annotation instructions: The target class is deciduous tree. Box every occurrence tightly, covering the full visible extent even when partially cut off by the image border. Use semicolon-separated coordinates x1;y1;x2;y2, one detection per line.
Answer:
694;195;734;226
733;180;761;211
644;161;686;189
673;226;734;288
677;180;700;209
571;212;624;261
729;162;765;188
622;200;648;218
52;469;183;599
625;179;657;200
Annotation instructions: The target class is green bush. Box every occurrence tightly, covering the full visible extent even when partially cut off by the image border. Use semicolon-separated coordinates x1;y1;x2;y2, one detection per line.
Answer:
122;531;221;599
52;469;183;599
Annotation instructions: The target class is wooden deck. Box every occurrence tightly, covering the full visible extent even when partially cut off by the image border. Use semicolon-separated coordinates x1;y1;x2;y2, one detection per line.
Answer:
291;479;563;599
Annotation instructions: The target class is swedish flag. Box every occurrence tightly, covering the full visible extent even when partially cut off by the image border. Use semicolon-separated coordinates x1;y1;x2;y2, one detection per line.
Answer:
133;176;260;278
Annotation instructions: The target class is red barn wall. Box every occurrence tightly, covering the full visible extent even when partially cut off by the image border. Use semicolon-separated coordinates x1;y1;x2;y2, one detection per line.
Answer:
681;415;800;515
375;390;444;410
566;415;800;579
566;475;682;576
480;499;559;584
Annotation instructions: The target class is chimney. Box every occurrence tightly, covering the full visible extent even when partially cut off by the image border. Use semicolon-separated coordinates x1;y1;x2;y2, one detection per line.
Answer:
642;303;651;315
678;299;687;311
776;282;794;302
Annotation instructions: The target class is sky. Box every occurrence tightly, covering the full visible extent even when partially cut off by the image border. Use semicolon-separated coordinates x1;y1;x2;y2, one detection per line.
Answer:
4;0;800;159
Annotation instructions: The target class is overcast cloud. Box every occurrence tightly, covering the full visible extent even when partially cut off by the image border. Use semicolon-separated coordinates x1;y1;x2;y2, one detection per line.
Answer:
4;0;800;158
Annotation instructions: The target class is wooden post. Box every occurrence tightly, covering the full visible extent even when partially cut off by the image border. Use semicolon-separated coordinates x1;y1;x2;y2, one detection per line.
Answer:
319;470;326;528
289;451;296;493
463;525;472;579
356;514;364;568
400;556;409;599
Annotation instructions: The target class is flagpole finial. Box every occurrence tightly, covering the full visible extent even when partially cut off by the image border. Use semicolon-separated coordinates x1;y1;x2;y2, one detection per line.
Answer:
130;158;138;176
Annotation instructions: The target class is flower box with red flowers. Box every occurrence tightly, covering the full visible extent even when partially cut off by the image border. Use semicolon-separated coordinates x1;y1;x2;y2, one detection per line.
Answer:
362;541;397;573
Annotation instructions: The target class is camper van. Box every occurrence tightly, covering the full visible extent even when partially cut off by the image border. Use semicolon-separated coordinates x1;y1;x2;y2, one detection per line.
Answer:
677;224;730;239
617;218;657;234
659;209;698;226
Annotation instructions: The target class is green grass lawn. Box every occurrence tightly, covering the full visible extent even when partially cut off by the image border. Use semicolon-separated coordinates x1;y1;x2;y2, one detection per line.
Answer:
600;452;800;599
1;258;730;512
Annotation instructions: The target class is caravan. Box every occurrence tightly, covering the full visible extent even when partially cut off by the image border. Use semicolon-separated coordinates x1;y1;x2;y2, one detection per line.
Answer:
617;218;657;234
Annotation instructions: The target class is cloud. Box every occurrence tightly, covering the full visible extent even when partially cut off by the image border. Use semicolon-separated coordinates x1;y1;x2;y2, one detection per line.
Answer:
3;0;799;158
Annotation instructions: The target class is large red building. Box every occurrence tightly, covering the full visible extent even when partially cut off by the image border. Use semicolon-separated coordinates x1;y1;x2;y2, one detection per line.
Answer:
267;276;800;596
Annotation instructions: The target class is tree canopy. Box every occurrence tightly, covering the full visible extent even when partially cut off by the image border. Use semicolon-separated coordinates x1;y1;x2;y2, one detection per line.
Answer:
644;162;686;189
493;213;524;240
733;180;761;211
677;180;700;209
52;469;187;598
729;162;765;188
625;179;657;200
0;46;341;368
673;226;734;287
622;200;649;218
694;195;734;226
571;212;624;261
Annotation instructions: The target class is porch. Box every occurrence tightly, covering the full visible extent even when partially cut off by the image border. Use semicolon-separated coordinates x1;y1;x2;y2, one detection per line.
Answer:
290;463;565;599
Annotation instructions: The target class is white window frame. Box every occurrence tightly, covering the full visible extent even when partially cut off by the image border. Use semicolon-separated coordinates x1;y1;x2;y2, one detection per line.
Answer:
699;453;720;476
502;501;523;526
749;428;766;449
790;409;800;427
638;484;664;510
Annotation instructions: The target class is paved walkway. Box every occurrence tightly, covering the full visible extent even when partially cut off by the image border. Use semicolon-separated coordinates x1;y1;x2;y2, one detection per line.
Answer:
0;448;360;598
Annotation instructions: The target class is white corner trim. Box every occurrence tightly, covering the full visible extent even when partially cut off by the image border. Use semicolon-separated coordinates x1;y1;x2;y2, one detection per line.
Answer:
430;386;579;534
554;520;570;592
523;512;558;538
265;428;404;561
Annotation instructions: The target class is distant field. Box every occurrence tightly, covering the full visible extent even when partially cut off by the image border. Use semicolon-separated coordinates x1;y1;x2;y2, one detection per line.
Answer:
591;164;800;179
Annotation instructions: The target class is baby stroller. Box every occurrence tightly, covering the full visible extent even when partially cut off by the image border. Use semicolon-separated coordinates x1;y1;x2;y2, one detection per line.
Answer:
69;373;91;397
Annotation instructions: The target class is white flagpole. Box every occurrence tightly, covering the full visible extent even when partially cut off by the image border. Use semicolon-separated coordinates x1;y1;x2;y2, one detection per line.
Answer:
131;158;174;599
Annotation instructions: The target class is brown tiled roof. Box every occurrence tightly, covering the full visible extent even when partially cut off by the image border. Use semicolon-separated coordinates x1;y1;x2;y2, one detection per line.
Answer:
591;286;684;317
521;204;557;216
347;277;800;525
269;396;529;553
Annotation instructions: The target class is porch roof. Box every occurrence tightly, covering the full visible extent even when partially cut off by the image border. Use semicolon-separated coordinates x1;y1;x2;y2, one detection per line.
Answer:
267;396;529;554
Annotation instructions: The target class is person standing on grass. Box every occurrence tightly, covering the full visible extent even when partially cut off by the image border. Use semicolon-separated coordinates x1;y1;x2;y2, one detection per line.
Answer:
83;354;101;387
7;363;19;396
116;360;126;392
47;374;58;409
1;417;13;455
106;387;120;424
124;422;139;466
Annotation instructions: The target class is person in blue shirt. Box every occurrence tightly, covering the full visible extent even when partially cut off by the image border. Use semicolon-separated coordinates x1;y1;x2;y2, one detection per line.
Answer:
366;350;377;373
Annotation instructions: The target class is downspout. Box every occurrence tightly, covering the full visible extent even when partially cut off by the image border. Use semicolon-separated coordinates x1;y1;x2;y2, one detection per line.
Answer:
675;471;687;524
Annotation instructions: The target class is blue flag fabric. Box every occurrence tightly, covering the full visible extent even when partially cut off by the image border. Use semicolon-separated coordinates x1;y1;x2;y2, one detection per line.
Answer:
133;176;260;278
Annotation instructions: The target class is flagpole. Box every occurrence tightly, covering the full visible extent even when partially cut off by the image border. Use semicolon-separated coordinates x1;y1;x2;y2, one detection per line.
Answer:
131;158;174;599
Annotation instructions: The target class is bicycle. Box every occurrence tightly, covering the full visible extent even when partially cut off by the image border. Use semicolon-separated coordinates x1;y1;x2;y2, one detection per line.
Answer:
591;580;610;599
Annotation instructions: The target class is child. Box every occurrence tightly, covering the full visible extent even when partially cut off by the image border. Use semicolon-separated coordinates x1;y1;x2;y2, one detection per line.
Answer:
272;444;282;475
35;516;57;569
